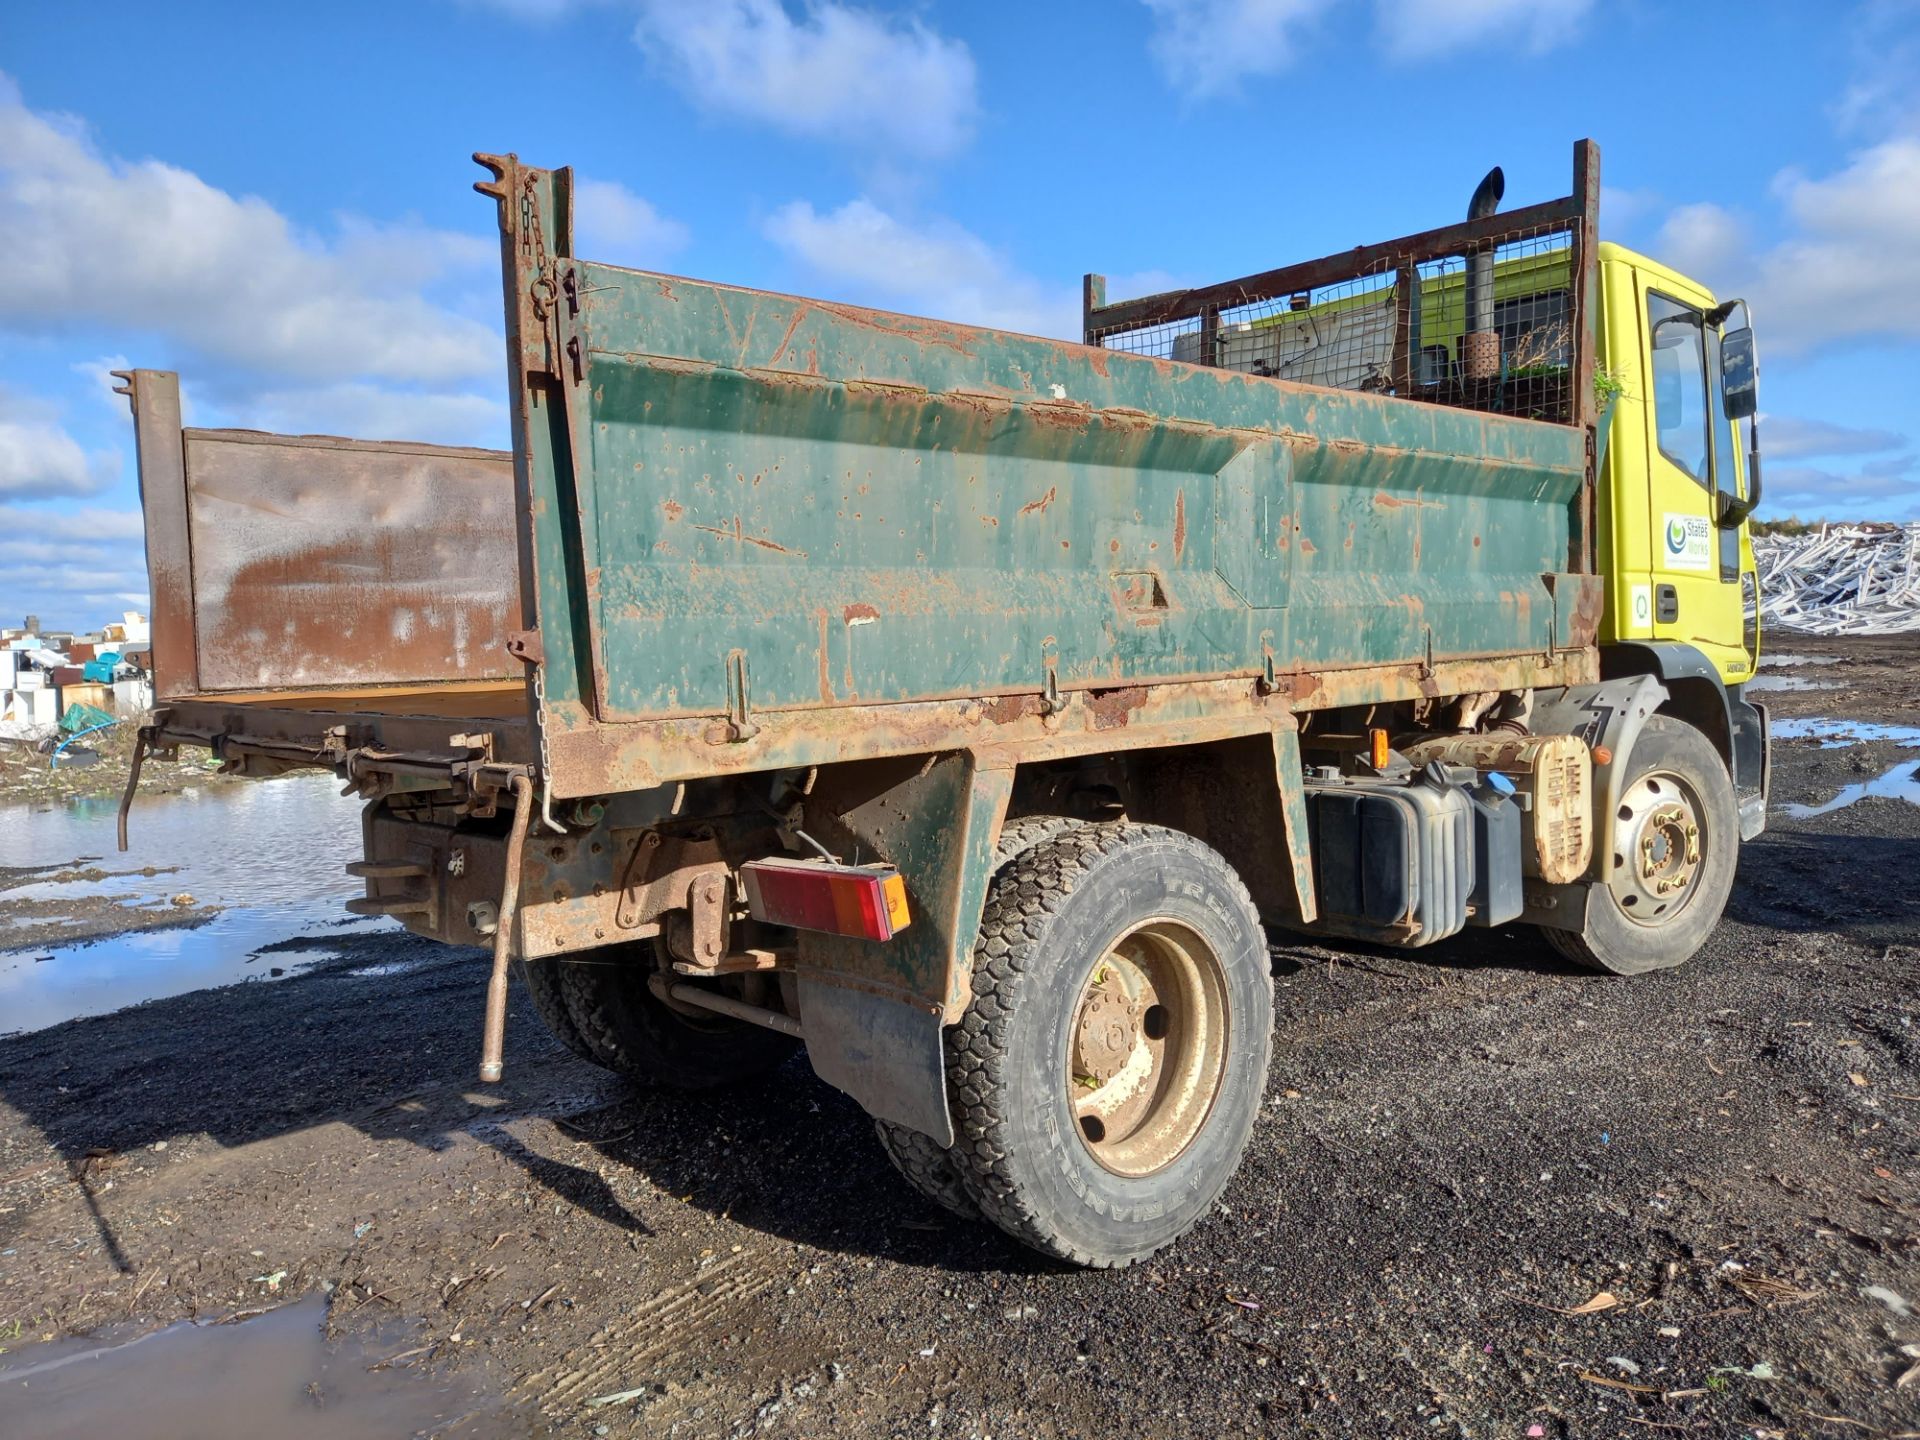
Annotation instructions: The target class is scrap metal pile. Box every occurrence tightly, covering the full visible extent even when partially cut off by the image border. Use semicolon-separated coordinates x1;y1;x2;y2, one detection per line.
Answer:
1751;522;1920;635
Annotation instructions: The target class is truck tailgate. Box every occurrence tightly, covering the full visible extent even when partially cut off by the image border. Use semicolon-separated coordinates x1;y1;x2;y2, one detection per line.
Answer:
119;369;532;767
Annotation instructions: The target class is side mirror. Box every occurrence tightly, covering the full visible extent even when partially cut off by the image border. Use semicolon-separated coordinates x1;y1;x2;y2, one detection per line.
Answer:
1721;325;1757;420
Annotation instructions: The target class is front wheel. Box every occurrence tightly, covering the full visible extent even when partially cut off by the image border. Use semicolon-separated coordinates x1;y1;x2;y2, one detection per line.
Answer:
1543;715;1738;975
943;822;1273;1267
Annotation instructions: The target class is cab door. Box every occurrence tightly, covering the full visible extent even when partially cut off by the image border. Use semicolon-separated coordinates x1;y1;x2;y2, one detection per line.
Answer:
1636;273;1753;680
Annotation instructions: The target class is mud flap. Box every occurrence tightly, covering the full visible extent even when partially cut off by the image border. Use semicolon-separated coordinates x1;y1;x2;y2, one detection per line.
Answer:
1732;697;1769;841
790;751;1014;1146
795;977;953;1146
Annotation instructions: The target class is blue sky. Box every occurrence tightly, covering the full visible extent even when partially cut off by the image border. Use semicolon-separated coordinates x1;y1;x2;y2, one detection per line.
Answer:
3;0;1917;632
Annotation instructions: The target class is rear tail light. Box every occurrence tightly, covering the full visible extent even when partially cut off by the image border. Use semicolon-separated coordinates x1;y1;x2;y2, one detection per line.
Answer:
739;858;912;941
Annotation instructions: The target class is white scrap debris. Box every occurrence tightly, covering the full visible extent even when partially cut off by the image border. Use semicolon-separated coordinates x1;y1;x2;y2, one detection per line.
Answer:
1750;522;1920;635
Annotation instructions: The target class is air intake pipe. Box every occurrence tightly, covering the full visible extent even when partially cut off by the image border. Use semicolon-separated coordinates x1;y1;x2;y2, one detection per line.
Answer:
1462;166;1505;382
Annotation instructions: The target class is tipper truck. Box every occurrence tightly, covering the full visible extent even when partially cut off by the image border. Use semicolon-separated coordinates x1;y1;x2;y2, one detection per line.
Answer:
116;140;1769;1266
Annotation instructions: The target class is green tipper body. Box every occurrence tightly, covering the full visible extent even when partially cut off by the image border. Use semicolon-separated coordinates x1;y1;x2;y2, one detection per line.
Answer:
490;165;1590;780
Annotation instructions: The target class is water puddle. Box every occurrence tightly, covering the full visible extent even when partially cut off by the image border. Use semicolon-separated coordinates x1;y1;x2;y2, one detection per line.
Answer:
0;1294;502;1438
1770;717;1920;749
1764;653;1842;667
1747;674;1843;693
1785;760;1920;818
0;775;393;1034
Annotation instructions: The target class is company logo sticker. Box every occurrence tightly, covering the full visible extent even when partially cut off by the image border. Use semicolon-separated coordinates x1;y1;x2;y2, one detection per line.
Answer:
1661;512;1711;571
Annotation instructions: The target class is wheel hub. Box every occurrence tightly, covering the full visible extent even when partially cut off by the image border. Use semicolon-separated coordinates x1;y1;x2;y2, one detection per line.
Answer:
1066;922;1229;1178
1610;770;1706;924
1072;965;1150;1086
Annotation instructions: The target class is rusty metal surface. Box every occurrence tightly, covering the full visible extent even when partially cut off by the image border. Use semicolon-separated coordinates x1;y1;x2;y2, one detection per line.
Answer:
472;153;1596;816
114;371;195;700
1083;191;1590;338
537;652;1595;796
148;690;532;767
122;367;522;697
179;427;518;691
797;752;1013;1017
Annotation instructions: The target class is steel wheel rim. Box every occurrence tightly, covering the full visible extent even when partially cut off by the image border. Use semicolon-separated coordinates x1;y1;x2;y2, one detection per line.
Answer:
1609;768;1708;926
1065;919;1230;1178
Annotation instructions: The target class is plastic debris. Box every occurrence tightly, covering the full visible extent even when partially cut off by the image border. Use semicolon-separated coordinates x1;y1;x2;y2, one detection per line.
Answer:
584;1387;650;1409
1863;1284;1912;1317
1751;522;1920;635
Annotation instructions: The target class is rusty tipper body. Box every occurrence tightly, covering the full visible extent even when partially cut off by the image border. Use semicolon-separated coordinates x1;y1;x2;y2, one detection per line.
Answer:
121;140;1769;1265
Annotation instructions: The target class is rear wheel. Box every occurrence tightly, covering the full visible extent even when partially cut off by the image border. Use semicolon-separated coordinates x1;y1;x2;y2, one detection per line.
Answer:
1543;715;1737;975
516;957;597;1063
943;822;1273;1267
872;815;1075;1216
873;1120;980;1218
553;945;797;1088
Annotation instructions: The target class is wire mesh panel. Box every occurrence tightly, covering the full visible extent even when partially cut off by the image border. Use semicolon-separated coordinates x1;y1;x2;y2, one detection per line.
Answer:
1084;150;1596;432
1411;230;1574;422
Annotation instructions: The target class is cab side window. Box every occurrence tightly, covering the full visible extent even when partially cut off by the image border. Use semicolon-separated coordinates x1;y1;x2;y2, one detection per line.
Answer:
1648;293;1709;484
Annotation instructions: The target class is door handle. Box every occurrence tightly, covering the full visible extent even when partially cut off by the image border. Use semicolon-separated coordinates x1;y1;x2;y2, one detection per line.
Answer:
1656;584;1678;623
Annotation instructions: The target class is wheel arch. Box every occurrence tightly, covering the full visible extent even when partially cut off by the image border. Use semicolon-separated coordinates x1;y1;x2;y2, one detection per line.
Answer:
1601;641;1732;767
788;724;1314;1144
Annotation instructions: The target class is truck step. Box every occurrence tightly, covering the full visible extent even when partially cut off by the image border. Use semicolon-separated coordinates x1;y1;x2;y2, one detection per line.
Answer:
344;894;432;918
346;859;429;880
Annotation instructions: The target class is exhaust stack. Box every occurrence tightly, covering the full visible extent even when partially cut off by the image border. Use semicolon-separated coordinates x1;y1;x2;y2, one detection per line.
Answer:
1462;166;1505;382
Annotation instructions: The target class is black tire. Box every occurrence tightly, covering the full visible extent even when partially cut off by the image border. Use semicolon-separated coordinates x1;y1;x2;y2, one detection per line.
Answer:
1543;715;1738;976
516;957;597;1063
870;814;1079;1216
873;1120;981;1218
993;813;1083;866
943;823;1274;1267
555;945;797;1088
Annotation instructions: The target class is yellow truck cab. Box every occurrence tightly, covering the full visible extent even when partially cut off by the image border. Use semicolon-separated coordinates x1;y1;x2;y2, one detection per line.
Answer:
1597;241;1760;678
1593;242;1768;839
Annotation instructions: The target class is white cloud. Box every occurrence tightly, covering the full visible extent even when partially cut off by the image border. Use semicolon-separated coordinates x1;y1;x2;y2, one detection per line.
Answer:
574;178;691;263
631;0;977;160
1599;185;1660;234
0;388;117;500
0;563;146;596
1142;0;1588;93
1653;203;1749;286
0;75;498;385
1833;0;1920;138
1372;0;1593;61
1765;459;1919;521
0;503;145;543
1143;0;1330;97
230;383;507;449
1655;138;1920;354
1762;416;1907;461
764;198;1079;339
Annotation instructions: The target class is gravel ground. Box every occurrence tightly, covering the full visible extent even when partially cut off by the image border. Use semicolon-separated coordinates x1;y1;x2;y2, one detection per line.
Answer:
1;632;1915;1439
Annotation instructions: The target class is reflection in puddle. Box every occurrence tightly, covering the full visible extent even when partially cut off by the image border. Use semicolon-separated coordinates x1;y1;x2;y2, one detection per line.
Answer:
0;1294;501;1439
1770;717;1920;749
0;925;365;1034
1786;761;1920;819
1;775;396;1034
1748;674;1843;693
1765;653;1842;667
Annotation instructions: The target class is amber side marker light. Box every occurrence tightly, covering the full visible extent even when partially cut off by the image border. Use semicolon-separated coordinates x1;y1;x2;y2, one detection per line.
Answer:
739;858;912;941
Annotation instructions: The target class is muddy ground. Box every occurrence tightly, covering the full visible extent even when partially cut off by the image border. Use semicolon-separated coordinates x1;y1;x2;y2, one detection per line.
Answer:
0;720;237;807
1;632;1917;1439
